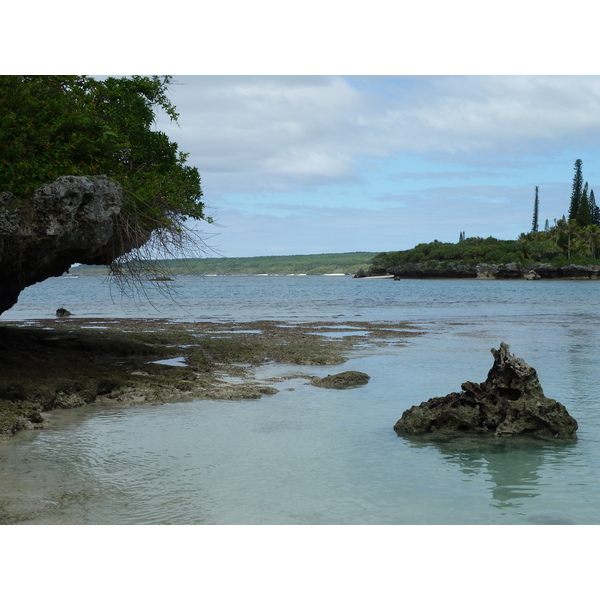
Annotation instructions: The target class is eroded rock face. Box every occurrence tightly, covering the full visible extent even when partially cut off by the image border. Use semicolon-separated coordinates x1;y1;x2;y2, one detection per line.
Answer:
0;176;149;315
394;343;578;438
384;261;600;280
387;262;477;279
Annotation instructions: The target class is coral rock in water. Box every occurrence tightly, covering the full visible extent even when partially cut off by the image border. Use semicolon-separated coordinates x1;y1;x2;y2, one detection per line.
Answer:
311;371;370;389
394;342;578;439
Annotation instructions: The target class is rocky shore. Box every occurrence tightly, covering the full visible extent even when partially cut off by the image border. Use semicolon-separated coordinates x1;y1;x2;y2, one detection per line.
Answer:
0;317;422;439
356;261;600;280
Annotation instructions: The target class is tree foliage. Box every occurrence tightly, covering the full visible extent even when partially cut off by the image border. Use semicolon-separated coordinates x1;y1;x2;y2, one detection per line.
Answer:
0;75;209;281
531;186;539;232
372;223;600;270
577;182;591;226
568;158;584;222
564;160;599;228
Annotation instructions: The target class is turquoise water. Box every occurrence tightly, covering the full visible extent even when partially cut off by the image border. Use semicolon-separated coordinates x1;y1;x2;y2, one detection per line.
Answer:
1;276;600;524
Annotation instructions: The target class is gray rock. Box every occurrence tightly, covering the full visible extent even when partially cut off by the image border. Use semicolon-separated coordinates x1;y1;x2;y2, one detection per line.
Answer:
394;342;578;439
0;176;151;315
368;265;388;277
311;370;370;389
387;262;477;279
386;261;600;280
55;308;72;317
476;263;526;279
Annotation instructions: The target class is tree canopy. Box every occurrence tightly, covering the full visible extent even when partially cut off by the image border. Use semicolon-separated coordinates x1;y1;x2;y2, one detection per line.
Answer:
568;159;584;222
372;224;600;270
531;186;539;232
0;75;209;278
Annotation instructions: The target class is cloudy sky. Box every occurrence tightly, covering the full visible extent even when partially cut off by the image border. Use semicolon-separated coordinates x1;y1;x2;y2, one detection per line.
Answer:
10;3;600;259
151;75;600;257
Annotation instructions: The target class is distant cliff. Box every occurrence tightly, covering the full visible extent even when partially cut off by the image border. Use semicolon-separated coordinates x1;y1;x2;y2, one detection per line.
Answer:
0;175;149;315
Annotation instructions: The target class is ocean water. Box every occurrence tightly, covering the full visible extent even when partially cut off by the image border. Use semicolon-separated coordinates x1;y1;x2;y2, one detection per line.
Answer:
1;275;600;524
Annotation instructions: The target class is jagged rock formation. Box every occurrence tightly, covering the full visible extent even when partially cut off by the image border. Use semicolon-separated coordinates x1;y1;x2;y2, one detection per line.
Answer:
394;342;578;438
476;262;600;280
311;370;370;389
387;262;477;279
0;175;149;315
476;262;540;279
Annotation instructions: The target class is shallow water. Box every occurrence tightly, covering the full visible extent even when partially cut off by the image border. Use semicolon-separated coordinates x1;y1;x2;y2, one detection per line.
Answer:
1;276;600;524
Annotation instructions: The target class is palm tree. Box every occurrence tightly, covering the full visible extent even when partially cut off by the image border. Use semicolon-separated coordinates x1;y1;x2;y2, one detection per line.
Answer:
554;217;569;253
584;224;600;258
571;232;589;258
564;219;580;260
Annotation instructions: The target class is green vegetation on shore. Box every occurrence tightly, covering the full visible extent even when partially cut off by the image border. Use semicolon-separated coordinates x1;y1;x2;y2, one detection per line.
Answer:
73;252;377;277
373;158;600;270
371;226;600;270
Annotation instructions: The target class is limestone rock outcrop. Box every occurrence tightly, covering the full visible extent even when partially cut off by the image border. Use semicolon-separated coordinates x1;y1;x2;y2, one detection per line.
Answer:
382;260;600;280
394;342;578;438
386;262;477;279
0;176;149;315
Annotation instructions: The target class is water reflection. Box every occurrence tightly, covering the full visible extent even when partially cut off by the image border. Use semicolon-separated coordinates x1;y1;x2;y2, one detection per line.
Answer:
401;433;578;513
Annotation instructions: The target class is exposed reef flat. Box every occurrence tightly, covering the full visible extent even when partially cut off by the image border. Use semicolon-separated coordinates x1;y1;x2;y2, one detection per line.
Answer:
0;318;423;438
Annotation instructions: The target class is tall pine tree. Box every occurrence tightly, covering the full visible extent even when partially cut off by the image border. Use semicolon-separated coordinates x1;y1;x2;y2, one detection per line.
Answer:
577;182;592;226
568;158;584;222
532;186;539;232
590;189;600;225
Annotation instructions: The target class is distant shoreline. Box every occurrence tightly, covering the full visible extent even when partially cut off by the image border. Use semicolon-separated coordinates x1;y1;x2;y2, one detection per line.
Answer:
71;251;377;278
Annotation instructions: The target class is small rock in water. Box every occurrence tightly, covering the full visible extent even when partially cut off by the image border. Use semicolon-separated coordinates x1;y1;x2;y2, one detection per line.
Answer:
311;370;370;389
394;342;578;439
55;307;72;317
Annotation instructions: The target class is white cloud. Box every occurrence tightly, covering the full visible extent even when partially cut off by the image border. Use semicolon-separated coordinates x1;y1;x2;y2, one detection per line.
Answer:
149;75;600;255
160;75;600;200
378;76;600;154
158;76;366;193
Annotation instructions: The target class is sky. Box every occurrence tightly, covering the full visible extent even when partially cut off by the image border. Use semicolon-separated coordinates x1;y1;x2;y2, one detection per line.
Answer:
8;3;600;260
151;75;600;257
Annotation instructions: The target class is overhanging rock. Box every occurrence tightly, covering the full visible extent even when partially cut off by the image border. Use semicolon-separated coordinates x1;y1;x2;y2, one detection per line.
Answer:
0;175;150;315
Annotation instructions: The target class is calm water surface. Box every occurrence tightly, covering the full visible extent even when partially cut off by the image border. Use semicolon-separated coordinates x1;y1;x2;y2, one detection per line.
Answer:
1;276;599;524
